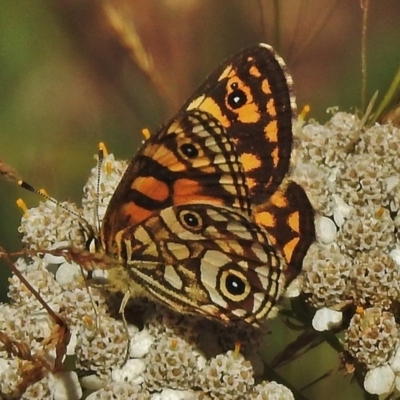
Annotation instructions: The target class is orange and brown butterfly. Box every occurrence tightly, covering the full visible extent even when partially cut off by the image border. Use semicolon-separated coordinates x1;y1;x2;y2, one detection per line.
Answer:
99;43;315;326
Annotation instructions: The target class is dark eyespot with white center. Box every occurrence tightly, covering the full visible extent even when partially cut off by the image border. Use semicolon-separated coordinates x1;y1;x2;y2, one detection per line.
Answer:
227;82;247;109
226;273;246;295
180;143;199;159
179;210;203;232
219;268;251;302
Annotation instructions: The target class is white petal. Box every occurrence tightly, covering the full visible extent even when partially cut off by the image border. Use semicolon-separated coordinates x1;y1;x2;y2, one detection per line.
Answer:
56;262;85;286
389;345;400;373
332;194;353;227
85;392;99;400
92;269;109;280
157;389;197;400
0;358;10;374
284;278;302;298
43;241;71;264
315;216;337;244
312;308;343;331
364;365;395;395
81;375;104;391
385;176;399;192
43;253;67;265
130;330;155;358
50;371;82;400
111;359;145;384
389;248;400;267
66;329;78;355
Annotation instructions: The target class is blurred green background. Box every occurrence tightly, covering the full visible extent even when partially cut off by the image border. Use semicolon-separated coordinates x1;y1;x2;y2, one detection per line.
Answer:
0;1;399;398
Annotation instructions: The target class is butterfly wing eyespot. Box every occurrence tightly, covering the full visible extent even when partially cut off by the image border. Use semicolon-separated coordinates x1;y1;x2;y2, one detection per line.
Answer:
220;269;249;299
178;142;199;159
179;209;203;231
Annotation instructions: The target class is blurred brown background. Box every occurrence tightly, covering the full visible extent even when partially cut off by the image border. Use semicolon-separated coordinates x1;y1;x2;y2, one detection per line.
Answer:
0;1;399;398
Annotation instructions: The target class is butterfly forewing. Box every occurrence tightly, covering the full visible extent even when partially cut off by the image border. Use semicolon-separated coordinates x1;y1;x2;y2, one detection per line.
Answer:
184;43;295;205
114;203;286;326
180;43;314;279
101;110;251;255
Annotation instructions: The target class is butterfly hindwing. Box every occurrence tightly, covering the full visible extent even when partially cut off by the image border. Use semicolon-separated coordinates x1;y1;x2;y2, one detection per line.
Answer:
255;181;315;284
114;203;285;326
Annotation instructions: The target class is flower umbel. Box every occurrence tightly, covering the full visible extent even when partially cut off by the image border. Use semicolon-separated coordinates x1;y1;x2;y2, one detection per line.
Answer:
296;111;400;396
4;110;399;398
0;151;293;399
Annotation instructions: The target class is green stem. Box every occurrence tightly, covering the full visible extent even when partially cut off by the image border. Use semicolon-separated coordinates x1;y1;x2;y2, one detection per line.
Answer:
369;64;400;124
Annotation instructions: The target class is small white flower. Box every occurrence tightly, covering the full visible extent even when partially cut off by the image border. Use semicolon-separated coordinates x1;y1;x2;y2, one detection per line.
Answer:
33;311;53;339
0;358;10;374
111;359;146;385
312;308;343;331
364;365;395;396
327;167;339;187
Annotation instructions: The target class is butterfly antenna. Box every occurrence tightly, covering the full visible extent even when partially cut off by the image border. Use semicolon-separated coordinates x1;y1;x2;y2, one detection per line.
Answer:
17;179;93;235
0;157;92;235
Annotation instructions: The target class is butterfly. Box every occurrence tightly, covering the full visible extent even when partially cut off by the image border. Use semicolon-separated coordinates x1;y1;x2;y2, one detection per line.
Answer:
99;43;315;326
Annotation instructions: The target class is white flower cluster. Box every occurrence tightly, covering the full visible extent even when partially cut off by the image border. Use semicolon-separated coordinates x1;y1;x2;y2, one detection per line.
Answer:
294;111;400;397
0;151;294;399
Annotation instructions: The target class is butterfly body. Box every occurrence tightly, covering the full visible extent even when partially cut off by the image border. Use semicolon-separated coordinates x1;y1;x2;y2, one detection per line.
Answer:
100;43;315;326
